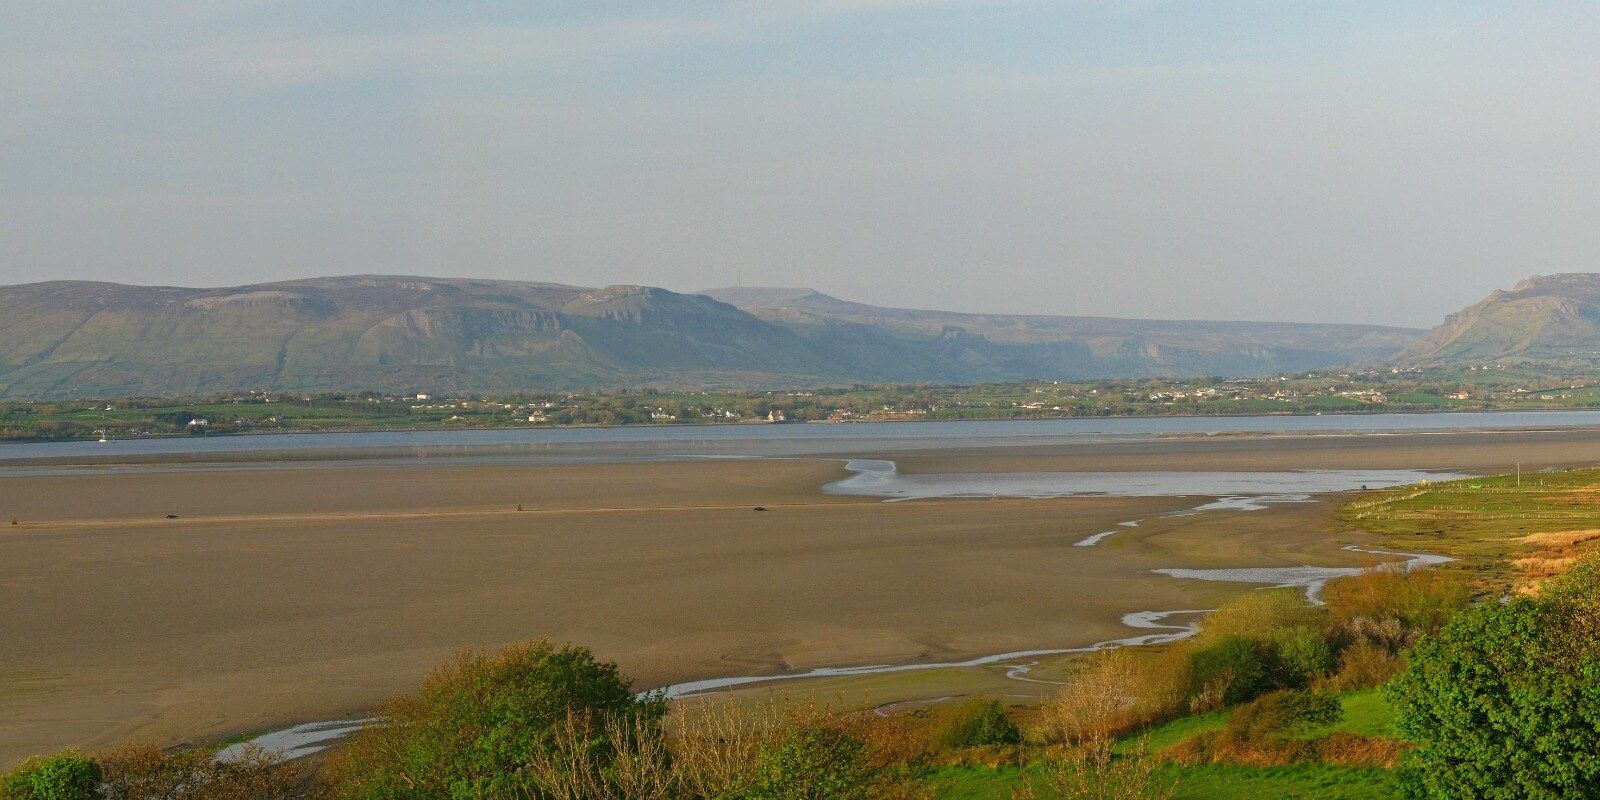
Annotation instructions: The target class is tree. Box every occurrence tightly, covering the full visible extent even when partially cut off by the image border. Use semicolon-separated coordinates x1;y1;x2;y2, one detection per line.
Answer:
326;640;660;800
1388;590;1600;799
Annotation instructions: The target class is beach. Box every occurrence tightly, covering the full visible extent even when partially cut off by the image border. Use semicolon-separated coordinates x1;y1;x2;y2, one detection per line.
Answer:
4;426;1599;766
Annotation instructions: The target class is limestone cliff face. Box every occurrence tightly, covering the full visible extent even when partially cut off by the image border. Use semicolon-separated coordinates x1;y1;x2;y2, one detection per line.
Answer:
0;275;1421;398
1393;274;1600;367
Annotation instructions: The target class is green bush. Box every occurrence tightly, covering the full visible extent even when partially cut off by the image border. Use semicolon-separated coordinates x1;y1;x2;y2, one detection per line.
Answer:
326;640;660;800
0;753;100;800
1269;627;1334;688
1189;636;1272;707
1194;590;1321;643
931;699;1021;750
1388;591;1600;798
1223;690;1342;745
741;724;874;800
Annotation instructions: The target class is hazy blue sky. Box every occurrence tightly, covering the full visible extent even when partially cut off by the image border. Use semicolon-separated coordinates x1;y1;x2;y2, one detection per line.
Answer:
2;2;1596;327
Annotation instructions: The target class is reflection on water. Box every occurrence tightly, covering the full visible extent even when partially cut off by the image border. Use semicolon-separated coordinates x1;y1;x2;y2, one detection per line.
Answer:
6;408;1600;464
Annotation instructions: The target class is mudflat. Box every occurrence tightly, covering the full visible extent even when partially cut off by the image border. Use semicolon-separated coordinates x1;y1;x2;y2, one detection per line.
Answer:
1;427;1594;766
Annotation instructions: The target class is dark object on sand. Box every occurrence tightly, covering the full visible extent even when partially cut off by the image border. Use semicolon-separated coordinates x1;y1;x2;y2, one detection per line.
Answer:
165;514;179;519
753;506;767;512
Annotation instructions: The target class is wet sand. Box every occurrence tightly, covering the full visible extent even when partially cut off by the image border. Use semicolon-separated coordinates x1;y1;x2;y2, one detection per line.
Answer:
2;428;1595;766
889;427;1600;474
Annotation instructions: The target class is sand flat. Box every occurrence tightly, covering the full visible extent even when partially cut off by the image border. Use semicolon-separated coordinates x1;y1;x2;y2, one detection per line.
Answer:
3;429;1596;766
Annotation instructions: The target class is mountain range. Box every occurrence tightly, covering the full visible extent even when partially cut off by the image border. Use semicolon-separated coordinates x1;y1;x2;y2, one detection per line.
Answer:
0;274;1472;398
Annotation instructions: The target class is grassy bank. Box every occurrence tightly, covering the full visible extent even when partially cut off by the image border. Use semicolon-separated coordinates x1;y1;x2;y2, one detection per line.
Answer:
1340;467;1600;589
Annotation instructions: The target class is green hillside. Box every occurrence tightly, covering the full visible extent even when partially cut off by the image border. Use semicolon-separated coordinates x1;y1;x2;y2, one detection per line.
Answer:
0;276;1421;398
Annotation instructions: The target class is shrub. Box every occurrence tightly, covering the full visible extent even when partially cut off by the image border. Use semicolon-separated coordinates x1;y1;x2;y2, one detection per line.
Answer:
1324;569;1471;634
1194;590;1319;644
932;699;1021;750
1221;690;1342;745
1332;615;1415;653
670;700;780;799
98;744;307;800
1013;734;1175;800
1188;636;1271;708
667;699;926;800
1388;590;1600;798
742;722;875;800
325;640;658;800
1312;732;1409;769
1030;649;1189;745
1167;690;1343;768
1268;626;1334;688
523;711;675;800
0;753;100;800
1318;640;1406;692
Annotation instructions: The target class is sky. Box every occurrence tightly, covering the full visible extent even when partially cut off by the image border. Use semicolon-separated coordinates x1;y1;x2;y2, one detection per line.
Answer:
1;2;1596;328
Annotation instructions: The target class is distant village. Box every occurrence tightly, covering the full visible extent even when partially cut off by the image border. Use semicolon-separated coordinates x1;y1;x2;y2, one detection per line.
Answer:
4;363;1598;441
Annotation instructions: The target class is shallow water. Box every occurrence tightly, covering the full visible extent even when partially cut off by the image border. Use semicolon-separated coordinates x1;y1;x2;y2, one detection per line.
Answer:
1155;546;1454;605
824;459;1464;501
6;409;1600;464
216;718;373;762
655;608;1213;699
218;457;1461;759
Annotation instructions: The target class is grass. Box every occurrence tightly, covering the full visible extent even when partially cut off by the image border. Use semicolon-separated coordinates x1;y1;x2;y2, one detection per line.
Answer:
1336;690;1396;739
1339;468;1600;587
927;762;1401;799
933;689;1402;799
1117;689;1395;754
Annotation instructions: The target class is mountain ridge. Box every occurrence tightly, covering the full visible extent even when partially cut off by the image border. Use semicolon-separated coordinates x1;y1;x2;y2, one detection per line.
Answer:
1393;273;1600;367
0;275;1423;398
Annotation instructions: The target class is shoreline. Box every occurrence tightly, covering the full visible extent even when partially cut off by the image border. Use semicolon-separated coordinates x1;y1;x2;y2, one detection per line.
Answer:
223;460;1464;760
8;403;1600;449
8;415;1600;471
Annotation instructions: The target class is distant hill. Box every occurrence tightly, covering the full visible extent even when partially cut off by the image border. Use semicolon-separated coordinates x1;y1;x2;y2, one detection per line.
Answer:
701;285;1419;375
0;276;1421;398
1393;274;1600;367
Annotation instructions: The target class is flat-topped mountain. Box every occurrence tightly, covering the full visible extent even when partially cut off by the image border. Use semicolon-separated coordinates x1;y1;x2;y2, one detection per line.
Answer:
1393;274;1600;367
700;284;1418;366
0;275;1421;398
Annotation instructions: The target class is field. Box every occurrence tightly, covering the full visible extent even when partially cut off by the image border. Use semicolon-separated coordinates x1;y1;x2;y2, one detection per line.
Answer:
11;367;1600;441
1341;467;1600;589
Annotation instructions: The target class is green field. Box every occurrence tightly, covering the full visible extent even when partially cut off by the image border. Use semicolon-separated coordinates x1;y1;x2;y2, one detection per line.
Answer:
1340;468;1600;586
8;364;1600;441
